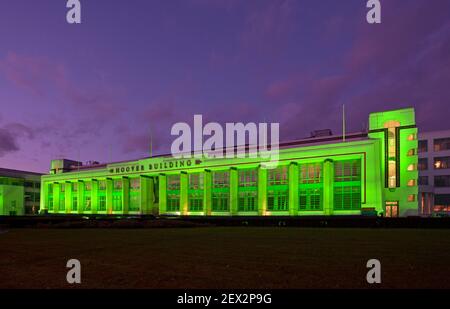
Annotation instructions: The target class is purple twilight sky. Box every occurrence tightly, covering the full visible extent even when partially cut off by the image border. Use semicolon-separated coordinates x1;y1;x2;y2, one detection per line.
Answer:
0;0;449;173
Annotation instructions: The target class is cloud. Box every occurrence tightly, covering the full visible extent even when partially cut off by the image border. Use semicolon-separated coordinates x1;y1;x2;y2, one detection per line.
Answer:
266;0;450;138
0;52;67;98
0;123;35;157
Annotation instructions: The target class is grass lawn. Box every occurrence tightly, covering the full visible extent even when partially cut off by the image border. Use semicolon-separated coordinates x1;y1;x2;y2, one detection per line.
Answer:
0;227;449;289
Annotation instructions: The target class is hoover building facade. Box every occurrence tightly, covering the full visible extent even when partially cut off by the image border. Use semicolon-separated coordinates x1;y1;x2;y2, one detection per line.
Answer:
39;108;419;217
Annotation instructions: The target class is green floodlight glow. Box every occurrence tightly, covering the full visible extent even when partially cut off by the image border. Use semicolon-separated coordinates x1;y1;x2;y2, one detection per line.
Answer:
38;108;418;217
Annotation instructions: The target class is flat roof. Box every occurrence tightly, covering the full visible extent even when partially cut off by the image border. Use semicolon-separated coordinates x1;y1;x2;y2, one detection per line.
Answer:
65;131;369;173
0;167;43;177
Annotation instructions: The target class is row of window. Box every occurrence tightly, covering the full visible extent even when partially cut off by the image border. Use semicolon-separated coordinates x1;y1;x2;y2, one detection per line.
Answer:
165;188;361;212
418;157;450;170
419;175;450;187
165;162;359;190
165;161;361;212
48;178;141;193
48;193;137;212
418;138;450;153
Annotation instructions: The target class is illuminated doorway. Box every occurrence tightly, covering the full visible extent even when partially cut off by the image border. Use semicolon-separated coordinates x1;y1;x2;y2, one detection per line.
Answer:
385;201;399;217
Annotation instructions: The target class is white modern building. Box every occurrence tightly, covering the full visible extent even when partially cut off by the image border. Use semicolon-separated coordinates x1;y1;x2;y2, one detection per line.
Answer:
418;130;450;216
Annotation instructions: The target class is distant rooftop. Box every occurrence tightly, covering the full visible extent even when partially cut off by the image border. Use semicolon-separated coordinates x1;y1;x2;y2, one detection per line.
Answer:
0;167;43;177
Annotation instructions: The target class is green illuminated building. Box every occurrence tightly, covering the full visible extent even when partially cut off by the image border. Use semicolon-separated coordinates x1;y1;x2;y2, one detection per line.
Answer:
0;168;42;215
40;108;419;217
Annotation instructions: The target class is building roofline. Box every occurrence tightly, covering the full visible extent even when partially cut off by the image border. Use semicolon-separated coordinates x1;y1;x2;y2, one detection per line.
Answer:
0;167;44;176
66;131;368;172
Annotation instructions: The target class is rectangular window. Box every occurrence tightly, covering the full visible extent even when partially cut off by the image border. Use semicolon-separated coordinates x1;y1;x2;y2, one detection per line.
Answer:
267;190;289;211
99;195;106;211
72;196;78;211
98;180;106;190
334;160;361;182
129;178;140;212
334;160;361;211
299;163;322;184
189;173;204;190
334;186;361;210
407;179;416;187
84;195;92;212
113;180;122;190
239;169;257;187
407;149;416;156
188;193;203;211
238;169;258;212
238;191;257;212
385;201;399;218
167;175;180;190
299;188;322;211
129;193;140;211
268;166;288;186
435;175;450;187
434;137;450;152
434;156;450;169
418;140;428;153
167;175;180;212
130;178;140;190
48;197;54;211
298;163;323;211
212;192;229;211
213;171;229;188
59;193;65;211
72;182;78;192
188;173;204;212
85;182;92;191
407;164;416;171
212;171;230;211
112;194;122;211
267;166;289;211
418;158;428;171
24;181;33;188
167;194;180;211
418;176;428;186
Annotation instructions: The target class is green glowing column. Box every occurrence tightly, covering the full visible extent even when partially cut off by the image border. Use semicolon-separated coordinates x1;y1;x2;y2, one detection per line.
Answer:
289;162;299;216
180;172;188;215
91;179;98;214
54;183;60;213
140;176;153;215
204;169;212;215
65;181;72;213
159;174;167;214
106;178;113;215
258;165;267;216
230;167;238;215
78;181;84;214
323;159;334;215
122;177;130;215
40;182;48;212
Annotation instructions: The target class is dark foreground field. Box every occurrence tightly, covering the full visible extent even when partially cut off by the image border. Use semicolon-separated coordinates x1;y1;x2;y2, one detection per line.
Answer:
1;228;449;289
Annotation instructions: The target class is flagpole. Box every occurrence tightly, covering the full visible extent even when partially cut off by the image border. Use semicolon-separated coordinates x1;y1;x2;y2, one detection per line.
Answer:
149;126;153;158
343;104;346;142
